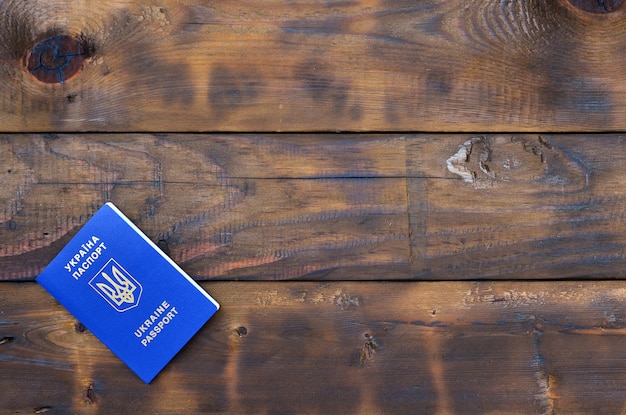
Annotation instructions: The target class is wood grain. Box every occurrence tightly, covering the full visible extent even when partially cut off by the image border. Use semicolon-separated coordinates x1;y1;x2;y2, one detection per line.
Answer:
408;134;626;280
0;0;625;132
5;134;626;281
2;0;625;412
0;134;409;280
3;281;626;414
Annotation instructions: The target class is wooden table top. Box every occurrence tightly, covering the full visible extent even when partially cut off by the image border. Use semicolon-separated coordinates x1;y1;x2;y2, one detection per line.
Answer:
2;1;626;413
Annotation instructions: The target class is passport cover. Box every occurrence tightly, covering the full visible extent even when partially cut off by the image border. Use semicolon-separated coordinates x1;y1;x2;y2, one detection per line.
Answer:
36;202;220;383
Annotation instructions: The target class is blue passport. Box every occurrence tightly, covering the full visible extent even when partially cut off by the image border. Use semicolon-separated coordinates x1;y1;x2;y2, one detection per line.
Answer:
36;202;220;383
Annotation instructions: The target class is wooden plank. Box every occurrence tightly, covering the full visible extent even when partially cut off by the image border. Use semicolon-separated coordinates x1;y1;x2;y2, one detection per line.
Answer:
3;280;626;414
0;134;409;280
407;134;626;280
6;133;626;281
0;0;625;132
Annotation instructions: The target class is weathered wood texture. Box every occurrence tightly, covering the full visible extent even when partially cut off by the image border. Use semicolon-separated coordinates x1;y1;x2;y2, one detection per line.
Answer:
3;133;626;281
409;134;626;280
0;134;409;280
1;0;625;132
2;1;626;412
3;281;626;414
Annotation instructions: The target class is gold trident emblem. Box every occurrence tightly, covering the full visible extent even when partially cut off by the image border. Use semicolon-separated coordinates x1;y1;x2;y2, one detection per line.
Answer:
96;265;137;306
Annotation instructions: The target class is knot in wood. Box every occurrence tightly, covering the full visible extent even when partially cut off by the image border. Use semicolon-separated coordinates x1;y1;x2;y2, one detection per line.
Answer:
26;35;86;84
567;0;624;13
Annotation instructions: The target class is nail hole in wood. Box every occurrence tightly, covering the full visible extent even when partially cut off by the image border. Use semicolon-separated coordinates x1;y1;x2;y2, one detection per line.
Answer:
84;383;96;404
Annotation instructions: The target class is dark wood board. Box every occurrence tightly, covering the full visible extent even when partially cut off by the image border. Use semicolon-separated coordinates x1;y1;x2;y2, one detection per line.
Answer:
1;0;626;132
3;134;626;281
3;281;626;414
0;133;409;281
408;134;626;280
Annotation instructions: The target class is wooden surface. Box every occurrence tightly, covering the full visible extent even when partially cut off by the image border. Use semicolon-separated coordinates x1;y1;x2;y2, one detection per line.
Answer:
5;281;626;414
1;0;626;132
3;134;626;281
2;0;626;413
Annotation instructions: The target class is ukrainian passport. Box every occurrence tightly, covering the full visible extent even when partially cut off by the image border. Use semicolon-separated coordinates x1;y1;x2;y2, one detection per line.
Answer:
37;202;220;383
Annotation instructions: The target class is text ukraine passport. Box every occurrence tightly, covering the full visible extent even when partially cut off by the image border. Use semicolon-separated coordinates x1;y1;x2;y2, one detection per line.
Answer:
36;202;220;383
